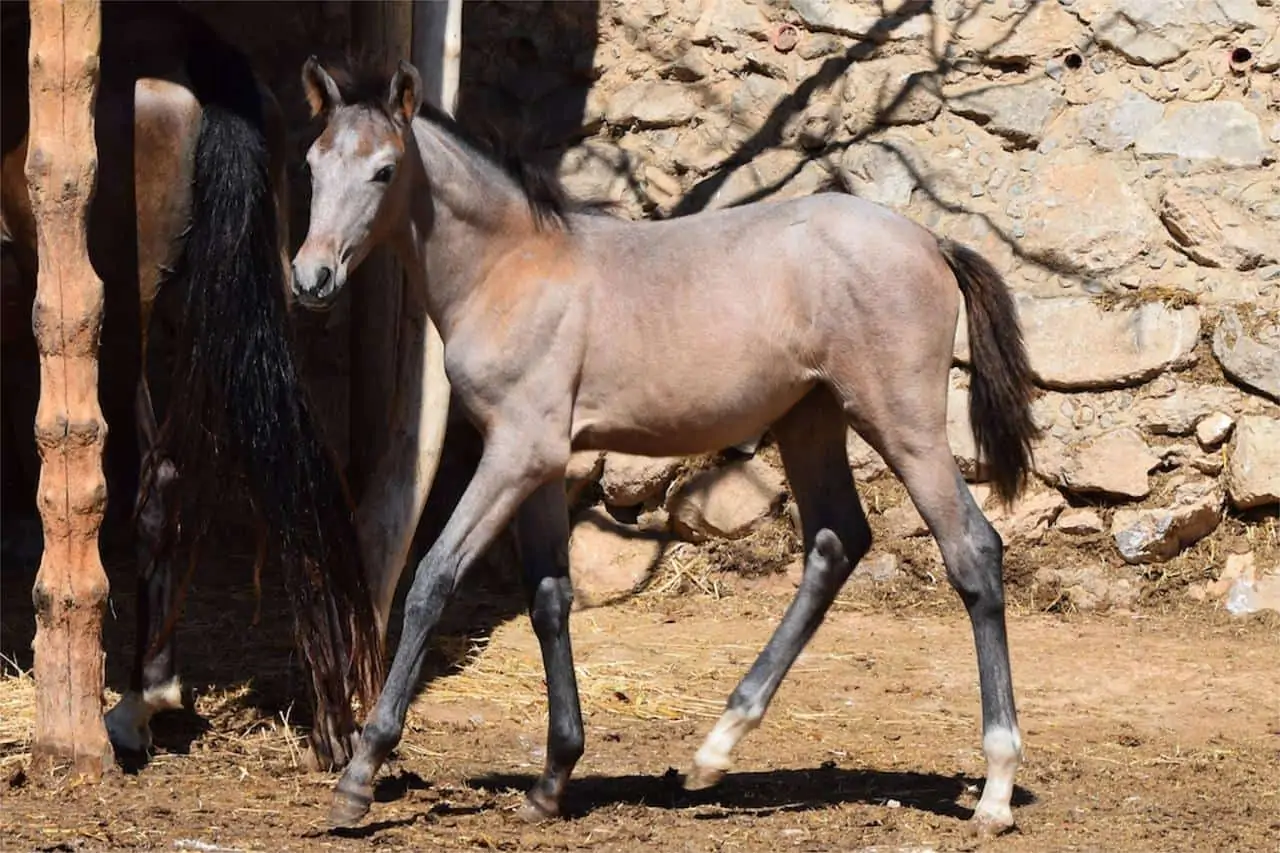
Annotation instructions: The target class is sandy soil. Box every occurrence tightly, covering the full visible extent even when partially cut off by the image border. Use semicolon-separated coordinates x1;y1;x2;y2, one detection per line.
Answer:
2;550;1278;853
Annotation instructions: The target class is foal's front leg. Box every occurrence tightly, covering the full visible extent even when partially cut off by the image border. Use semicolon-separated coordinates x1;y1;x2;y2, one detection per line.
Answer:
513;481;584;820
330;430;565;827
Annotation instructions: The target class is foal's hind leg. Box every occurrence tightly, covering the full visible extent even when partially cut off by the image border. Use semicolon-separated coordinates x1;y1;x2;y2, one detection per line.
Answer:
513;481;584;820
875;435;1020;836
687;388;871;789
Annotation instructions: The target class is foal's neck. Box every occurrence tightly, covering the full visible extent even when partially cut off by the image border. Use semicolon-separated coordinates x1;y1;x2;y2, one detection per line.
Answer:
398;117;540;340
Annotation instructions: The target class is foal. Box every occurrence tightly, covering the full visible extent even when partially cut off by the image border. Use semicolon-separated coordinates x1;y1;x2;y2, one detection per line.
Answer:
293;59;1038;837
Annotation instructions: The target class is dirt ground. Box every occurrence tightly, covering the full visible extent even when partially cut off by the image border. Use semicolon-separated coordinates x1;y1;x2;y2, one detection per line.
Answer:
2;547;1278;853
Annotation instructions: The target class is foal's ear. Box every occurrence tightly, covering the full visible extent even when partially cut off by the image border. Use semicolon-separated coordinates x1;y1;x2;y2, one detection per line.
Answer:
388;60;423;126
302;56;341;119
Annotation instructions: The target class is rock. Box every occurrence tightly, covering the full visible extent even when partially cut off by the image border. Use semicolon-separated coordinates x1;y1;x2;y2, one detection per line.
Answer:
1135;102;1270;168
1077;88;1165;152
1072;0;1266;66
605;81;700;129
963;0;1084;65
569;507;664;608
1017;150;1160;275
1014;296;1200;390
1160;184;1278;271
871;56;942;126
1196;413;1235;450
988;489;1067;543
1040;428;1160;500
853;552;901;583
566;451;605;505
600;453;683;508
1225;416;1280;509
669;457;787;542
1212;309;1280;403
1111;478;1224;564
846;431;889;481
838;140;918;210
1205;552;1258;599
1055;507;1106;535
947;79;1066;147
559;140;632;205
729;74;790;127
689;0;771;47
1134;384;1253;436
946;371;983;481
790;0;931;41
1035;564;1137;613
882;500;928;538
707;148;819;209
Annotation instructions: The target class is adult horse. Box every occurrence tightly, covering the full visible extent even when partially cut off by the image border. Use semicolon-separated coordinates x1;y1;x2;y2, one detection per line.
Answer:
293;58;1039;837
0;2;385;769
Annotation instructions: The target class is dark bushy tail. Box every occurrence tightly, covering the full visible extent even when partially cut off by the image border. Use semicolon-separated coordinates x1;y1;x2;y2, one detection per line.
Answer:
938;240;1039;507
163;27;382;763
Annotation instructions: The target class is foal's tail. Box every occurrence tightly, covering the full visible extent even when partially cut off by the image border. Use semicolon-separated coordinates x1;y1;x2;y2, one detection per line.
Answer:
162;26;383;763
938;240;1039;507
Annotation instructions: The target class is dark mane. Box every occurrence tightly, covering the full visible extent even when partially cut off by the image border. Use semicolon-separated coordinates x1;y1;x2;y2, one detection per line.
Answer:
321;59;605;230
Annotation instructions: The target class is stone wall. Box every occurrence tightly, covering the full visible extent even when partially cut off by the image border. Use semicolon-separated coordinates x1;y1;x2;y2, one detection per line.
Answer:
458;1;1280;613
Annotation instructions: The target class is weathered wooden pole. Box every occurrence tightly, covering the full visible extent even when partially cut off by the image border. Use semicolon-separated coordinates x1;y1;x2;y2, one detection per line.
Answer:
24;0;112;777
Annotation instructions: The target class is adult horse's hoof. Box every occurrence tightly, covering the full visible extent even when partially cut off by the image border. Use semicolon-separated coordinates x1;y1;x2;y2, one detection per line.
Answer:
328;780;373;828
515;792;560;823
681;764;725;792
966;809;1016;839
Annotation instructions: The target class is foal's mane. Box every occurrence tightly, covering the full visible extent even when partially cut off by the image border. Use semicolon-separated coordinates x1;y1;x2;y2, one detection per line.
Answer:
323;60;600;231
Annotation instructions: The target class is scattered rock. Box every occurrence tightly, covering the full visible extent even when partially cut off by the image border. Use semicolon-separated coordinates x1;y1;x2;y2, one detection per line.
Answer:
558;140;632;205
846;431;889;481
790;0;931;41
1212;309;1280;403
882;500;928;538
707;147;806;209
669;457;787;542
1111;478;1224;564
566;451;605;505
1204;552;1258;599
605;81;700;128
1133;384;1253;436
1135;102;1270;168
1014;296;1200;390
1040;428;1161;500
600;453;683;508
1018;150;1160;275
1077;88;1165;152
1225;416;1280;509
948;79;1066;148
1160;184;1278;271
1072;0;1266;67
871;56;942;126
963;0;1084;65
1035;564;1137;613
569;507;664;608
689;0;771;47
1196;413;1235;450
1055;507;1106;535
988;489;1067;543
838;140;918;210
854;552;901;583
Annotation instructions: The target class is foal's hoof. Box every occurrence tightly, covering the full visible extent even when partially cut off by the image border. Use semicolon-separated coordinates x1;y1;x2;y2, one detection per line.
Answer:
681;764;725;792
966;809;1016;840
515;792;560;824
328;781;374;828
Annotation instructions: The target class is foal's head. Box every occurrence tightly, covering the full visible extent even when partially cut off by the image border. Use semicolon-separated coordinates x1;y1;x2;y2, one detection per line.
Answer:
291;58;422;309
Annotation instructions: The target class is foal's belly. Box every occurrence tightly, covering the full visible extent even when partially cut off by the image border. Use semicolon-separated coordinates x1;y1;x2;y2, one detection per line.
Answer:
568;350;816;458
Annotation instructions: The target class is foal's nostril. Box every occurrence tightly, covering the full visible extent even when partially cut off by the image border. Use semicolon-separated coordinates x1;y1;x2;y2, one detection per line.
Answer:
316;265;334;293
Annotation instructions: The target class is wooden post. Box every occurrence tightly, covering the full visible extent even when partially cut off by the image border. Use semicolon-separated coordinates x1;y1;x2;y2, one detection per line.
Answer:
412;0;462;113
346;0;413;502
24;0;112;777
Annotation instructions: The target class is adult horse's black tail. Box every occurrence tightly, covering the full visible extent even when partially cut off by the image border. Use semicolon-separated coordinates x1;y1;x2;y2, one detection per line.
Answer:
938;239;1040;508
162;23;382;766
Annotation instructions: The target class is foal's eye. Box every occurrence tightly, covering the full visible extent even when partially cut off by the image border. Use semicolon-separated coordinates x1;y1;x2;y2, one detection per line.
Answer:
372;165;395;184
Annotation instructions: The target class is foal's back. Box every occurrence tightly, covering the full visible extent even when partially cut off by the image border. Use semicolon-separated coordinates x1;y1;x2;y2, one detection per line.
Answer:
565;193;960;457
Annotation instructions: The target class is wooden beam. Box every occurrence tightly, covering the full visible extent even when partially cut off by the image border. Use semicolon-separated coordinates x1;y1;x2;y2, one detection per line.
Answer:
412;0;462;113
346;0;413;502
24;0;112;777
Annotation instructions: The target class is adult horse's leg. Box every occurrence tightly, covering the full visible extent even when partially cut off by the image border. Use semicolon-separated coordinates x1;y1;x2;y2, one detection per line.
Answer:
686;387;870;790
104;78;200;754
513;480;584;820
331;427;565;827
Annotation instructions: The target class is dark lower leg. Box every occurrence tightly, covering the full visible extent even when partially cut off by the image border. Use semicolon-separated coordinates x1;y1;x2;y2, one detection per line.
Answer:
688;391;870;788
516;482;583;818
330;443;553;827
